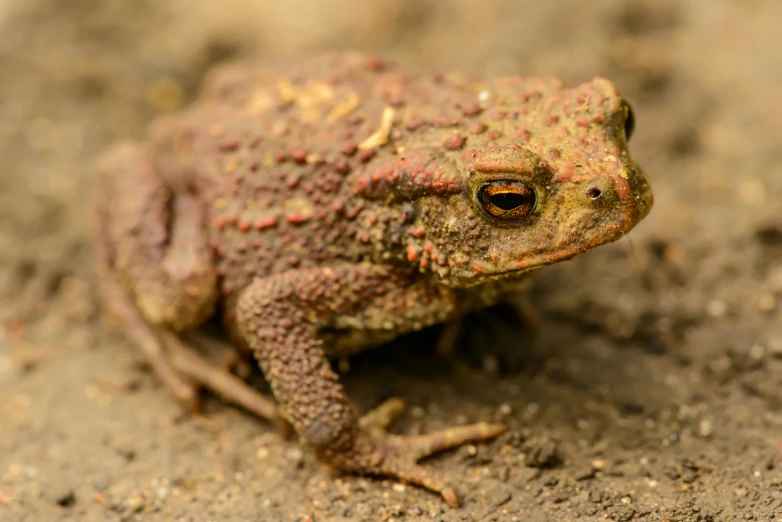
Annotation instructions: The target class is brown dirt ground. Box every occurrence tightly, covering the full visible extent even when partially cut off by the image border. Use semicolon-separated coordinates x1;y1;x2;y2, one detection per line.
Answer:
1;0;781;520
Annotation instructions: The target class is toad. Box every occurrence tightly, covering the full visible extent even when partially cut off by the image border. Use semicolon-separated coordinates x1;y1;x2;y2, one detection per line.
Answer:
95;52;652;506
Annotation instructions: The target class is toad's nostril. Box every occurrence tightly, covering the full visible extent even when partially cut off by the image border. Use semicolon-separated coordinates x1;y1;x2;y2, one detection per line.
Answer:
587;187;602;199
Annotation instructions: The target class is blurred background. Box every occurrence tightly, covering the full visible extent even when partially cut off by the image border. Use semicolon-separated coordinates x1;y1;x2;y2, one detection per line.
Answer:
0;0;780;521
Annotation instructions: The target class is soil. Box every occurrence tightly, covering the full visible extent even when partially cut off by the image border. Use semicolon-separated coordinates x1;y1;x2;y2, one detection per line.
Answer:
1;0;781;520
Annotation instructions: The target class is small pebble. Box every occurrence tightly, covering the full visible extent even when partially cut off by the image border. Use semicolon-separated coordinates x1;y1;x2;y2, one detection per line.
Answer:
706;300;727;318
698;419;713;438
758;293;777;311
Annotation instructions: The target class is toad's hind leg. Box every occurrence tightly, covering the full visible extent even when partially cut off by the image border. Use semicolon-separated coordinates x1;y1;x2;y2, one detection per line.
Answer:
95;143;282;427
96;265;199;408
163;331;288;433
98;271;283;425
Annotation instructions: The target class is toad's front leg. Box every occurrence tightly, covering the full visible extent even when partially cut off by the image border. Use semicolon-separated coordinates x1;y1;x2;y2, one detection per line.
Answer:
236;263;505;507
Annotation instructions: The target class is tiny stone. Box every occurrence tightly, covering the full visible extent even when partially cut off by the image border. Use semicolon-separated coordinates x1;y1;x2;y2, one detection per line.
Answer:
286;448;303;462
749;343;765;360
575;465;597;481
758;293;777;311
56;490;76;508
706;300;727;318
523;438;561;468
698;419;713;438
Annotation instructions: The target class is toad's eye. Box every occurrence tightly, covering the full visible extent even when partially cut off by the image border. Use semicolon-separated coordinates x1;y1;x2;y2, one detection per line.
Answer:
621;100;635;141
477;181;536;219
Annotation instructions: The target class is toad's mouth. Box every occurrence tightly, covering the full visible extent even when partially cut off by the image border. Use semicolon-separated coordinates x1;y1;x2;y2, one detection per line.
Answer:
460;248;581;287
453;221;636;288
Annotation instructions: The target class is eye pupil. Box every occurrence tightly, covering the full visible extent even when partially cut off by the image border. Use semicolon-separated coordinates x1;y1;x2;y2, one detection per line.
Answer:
477;181;536;220
490;192;528;211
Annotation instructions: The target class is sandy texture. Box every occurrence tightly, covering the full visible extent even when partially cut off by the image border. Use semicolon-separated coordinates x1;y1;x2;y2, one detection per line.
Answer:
1;0;780;520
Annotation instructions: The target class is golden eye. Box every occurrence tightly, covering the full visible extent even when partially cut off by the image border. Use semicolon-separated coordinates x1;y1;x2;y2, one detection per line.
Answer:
477;180;536;219
621;100;635;141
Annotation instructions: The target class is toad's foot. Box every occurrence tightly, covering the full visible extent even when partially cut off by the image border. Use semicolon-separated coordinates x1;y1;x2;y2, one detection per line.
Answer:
358;397;407;430
98;269;286;431
163;332;290;435
326;418;506;507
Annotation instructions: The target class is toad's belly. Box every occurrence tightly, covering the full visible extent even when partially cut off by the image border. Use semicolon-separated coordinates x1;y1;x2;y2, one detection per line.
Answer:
320;273;536;358
220;271;536;359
